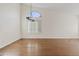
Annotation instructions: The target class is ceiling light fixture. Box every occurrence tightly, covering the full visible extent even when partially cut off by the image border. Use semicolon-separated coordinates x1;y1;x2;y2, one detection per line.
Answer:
26;3;41;22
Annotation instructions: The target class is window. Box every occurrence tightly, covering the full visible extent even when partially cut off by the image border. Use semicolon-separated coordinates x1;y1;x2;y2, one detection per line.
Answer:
31;11;41;18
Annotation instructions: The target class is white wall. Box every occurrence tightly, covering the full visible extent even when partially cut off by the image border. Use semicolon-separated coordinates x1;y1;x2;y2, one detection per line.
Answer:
0;4;21;48
21;4;79;38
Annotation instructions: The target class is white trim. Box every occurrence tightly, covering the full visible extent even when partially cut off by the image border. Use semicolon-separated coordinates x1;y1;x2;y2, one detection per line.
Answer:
0;37;21;49
23;37;79;39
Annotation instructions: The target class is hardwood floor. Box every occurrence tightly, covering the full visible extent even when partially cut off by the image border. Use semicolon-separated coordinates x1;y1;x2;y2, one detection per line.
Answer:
0;38;79;56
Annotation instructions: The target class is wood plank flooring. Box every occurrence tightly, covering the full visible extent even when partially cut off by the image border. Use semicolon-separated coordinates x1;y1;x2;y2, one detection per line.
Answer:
0;38;79;56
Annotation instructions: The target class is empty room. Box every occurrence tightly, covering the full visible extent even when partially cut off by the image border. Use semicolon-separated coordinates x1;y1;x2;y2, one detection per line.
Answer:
0;3;79;56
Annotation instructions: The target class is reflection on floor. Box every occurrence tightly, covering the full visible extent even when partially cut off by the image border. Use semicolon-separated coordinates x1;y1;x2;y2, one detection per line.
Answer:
0;38;79;56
